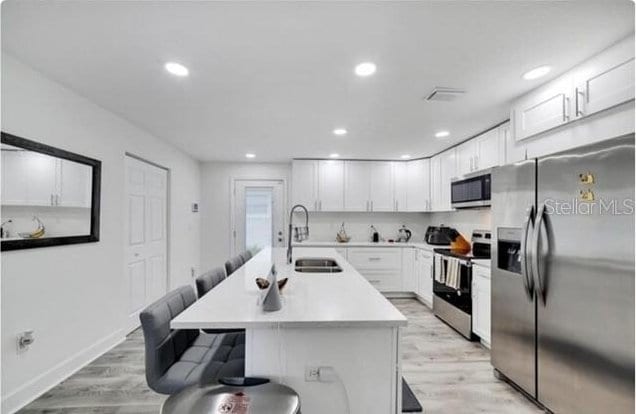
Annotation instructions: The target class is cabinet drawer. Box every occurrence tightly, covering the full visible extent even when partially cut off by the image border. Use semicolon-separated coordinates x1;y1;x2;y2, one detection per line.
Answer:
347;248;402;270
359;269;402;292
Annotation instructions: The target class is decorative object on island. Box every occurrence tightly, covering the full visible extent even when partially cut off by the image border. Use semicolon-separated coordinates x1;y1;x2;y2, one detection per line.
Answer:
396;225;412;243
336;222;350;243
1;132;102;251
1;219;13;239
262;265;282;312
255;277;289;292
17;216;46;239
370;225;380;243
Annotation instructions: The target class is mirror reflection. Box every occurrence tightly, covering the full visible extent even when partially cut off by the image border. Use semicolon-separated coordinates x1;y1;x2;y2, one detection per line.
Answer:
1;143;93;240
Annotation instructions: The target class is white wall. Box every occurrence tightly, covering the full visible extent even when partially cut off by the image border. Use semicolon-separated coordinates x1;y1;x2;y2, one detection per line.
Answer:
1;54;201;413
199;162;290;270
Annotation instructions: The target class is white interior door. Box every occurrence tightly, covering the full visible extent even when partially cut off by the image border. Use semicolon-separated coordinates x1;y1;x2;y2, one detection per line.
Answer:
125;156;168;333
233;180;285;256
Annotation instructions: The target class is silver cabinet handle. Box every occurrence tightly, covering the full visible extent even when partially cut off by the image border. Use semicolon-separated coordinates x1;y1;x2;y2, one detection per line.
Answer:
395;200;398;211
370;200;373;211
520;205;535;299
318;200;322;211
563;96;571;122
531;203;548;305
368;257;381;261
575;87;585;117
475;155;479;171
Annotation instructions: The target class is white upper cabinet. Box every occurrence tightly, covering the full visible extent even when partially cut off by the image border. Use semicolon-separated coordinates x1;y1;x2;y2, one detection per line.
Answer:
455;127;503;176
406;159;430;211
502;121;526;164
512;35;634;142
344;161;394;212
317;160;344;211
392;162;408;212
474;128;502;171
344;161;371;211
1;150;91;207
429;154;442;211
430;148;455;211
291;160;318;211
512;74;573;142
439;148;456;211
455;140;475;177
58;159;92;208
572;36;635;119
368;162;394;211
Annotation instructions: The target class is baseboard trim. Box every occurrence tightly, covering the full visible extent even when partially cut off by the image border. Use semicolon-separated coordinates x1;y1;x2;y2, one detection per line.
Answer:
383;292;416;299
1;329;125;414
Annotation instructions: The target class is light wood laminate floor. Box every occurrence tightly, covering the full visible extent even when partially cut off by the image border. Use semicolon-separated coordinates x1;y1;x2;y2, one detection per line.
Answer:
19;299;543;413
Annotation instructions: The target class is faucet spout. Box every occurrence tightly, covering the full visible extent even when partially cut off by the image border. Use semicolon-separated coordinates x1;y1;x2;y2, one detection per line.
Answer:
287;204;309;264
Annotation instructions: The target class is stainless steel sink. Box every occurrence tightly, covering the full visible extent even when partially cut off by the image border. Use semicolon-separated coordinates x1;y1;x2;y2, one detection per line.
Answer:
294;257;342;273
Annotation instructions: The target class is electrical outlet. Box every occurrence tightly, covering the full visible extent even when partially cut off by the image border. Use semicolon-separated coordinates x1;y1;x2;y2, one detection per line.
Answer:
305;366;320;382
17;330;35;352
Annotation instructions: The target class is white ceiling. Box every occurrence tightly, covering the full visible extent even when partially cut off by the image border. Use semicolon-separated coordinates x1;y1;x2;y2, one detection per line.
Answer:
2;1;634;162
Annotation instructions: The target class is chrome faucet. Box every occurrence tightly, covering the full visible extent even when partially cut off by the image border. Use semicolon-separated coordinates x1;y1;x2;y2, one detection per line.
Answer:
287;204;309;264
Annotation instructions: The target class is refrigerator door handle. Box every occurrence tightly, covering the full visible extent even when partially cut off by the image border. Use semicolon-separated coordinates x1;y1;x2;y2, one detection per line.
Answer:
531;203;548;305
521;205;535;299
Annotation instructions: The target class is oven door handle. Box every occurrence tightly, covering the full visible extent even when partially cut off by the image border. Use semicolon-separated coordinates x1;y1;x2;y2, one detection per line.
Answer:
520;205;535;300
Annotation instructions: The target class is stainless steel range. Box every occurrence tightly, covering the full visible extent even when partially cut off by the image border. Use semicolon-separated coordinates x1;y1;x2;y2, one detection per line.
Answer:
432;230;491;339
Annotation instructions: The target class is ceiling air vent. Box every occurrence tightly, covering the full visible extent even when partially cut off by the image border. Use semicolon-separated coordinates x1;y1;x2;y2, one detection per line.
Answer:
425;87;466;102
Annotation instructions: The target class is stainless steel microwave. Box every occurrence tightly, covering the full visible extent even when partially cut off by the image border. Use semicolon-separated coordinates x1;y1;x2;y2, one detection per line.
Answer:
451;170;491;208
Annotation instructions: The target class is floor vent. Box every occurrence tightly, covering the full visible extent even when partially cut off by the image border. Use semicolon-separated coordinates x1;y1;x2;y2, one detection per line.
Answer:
425;87;466;102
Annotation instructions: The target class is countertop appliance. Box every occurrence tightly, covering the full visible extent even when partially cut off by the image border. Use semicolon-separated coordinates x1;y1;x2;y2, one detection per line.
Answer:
424;225;459;245
491;134;634;414
451;170;491;208
396;225;412;243
432;230;491;339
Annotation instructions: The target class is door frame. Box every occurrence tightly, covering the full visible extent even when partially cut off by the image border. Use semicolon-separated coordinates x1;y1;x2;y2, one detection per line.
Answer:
123;152;171;333
229;177;287;257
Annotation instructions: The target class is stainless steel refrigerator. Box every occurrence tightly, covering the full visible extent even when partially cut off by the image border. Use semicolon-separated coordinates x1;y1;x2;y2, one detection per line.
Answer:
491;134;634;414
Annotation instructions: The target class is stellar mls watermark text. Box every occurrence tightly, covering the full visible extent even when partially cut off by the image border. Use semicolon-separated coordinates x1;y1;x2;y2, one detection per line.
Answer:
545;198;634;215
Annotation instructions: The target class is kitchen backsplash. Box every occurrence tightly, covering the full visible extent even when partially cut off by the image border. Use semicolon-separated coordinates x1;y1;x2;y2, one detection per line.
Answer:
295;209;491;243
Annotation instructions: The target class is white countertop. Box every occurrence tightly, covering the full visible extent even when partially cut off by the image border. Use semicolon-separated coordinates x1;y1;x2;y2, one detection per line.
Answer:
171;247;408;329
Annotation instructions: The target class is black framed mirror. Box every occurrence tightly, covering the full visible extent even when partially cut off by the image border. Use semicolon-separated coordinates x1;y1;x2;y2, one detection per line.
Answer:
1;132;101;251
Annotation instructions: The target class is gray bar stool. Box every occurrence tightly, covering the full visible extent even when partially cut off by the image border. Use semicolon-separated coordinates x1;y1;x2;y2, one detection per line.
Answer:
161;378;300;414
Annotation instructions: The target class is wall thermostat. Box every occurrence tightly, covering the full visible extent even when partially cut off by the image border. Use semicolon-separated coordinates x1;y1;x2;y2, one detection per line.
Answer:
192;203;199;213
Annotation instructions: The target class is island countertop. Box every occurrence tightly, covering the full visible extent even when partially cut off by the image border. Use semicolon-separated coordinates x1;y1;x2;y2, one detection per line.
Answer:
171;247;407;329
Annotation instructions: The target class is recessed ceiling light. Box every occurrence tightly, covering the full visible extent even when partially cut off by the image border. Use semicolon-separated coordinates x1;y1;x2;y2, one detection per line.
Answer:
164;62;189;77
333;128;348;136
329;153;340;158
245;153;255;159
400;154;411;159
435;130;450;139
522;65;551;80
354;62;376;77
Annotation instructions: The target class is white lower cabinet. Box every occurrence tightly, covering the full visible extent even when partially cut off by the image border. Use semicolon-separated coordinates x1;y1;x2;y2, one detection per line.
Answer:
472;265;491;346
401;248;416;293
347;248;403;291
415;248;434;306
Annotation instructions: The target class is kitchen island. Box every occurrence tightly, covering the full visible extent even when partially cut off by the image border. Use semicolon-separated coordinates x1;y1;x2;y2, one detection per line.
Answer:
171;247;407;413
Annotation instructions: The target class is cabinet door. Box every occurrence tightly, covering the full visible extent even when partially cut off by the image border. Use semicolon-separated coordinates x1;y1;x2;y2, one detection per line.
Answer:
59;159;92;207
475;128;501;171
406;159;430;211
439;148;456;211
24;151;58;206
317;160;344;211
369;162;394;211
430;155;442;211
472;267;491;344
344;161;370;211
393;162;408;212
455;140;475;176
512;74;573;141
502;121;526;164
292;160;318;211
2;149;30;205
572;36;634;119
402;248;416;292
421;251;434;305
